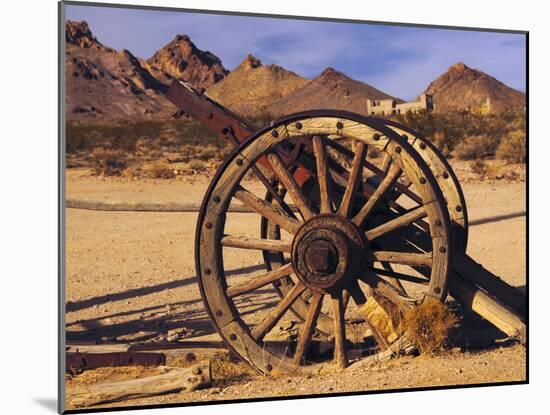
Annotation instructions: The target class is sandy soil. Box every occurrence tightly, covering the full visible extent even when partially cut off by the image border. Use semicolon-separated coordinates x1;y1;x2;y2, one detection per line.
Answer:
64;163;526;410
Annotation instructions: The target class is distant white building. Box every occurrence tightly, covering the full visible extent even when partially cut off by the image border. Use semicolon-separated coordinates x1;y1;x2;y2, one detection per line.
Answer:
367;94;434;116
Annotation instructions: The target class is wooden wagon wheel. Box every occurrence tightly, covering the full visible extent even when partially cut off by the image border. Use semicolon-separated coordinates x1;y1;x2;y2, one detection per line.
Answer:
261;119;468;335
196;111;453;373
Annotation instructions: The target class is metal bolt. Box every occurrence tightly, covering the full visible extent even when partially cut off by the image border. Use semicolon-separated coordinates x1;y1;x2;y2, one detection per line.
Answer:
443;172;450;179
336;121;344;129
266;364;273;372
419;177;426;184
272;130;279;138
204;268;211;275
456;205;462;212
373;134;380;141
230;334;237;341
215;310;222;317
236;159;243;166
213;196;221;203
295;122;302;130
434;287;441;294
419;143;426;150
435;219;442;227
439;246;447;254
205;222;212;229
222;127;230;135
395;146;402;153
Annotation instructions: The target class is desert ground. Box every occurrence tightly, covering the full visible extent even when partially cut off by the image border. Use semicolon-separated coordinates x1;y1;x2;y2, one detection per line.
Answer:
64;160;526;410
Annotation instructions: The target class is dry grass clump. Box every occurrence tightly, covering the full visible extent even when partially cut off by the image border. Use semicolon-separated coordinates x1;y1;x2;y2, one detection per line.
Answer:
470;159;487;176
189;159;207;172
144;160;176;179
496;130;526;163
92;148;128;176
210;354;256;388
402;298;458;354
454;135;499;160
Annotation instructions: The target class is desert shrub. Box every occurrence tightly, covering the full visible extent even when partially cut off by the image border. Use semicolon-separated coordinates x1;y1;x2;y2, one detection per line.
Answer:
470;159;487;176
402;298;458;354
454;135;500;160
189;159;207;172
144;161;176;179
393;110;526;158
496;130;526;163
92;149;128;176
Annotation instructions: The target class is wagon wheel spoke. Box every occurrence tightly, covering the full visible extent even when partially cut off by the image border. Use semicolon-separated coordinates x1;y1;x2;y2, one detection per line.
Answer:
221;235;291;253
366;267;429;285
226;263;294;298
330;291;348;368
325;139;423;206
234;186;301;234
338;141;367;218
251;280;306;341
353;162;403;227
293;291;324;366
369;250;433;267
380;262;407;295
312;136;332;214
365;205;428;241
268;153;315;220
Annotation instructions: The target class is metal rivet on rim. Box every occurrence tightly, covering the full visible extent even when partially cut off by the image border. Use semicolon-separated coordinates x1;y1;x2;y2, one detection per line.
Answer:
435;219;442;227
456;205;462;212
439;246;447;254
205;222;212;229
271;130;279;138
213;196;221;203
419;143;426;150
419;177;426;184
434;287;441;294
295;122;302;130
336;121;344;129
395;146;402;153
204;268;211;275
373;134;380;141
236;159;243;166
229;334;237;341
443;172;450;179
215;310;222;317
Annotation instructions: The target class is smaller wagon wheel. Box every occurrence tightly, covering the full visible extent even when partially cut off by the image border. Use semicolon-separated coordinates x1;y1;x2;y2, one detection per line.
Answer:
196;112;452;373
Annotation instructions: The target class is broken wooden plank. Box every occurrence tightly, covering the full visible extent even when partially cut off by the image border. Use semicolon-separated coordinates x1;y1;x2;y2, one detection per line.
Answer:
67;361;211;408
450;274;526;344
67;352;165;372
453;253;526;318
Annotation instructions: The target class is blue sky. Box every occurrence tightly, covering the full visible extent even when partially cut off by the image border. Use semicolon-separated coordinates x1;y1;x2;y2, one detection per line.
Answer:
66;4;526;100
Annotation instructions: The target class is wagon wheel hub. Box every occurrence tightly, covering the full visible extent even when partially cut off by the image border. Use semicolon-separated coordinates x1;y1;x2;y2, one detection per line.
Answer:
291;215;366;292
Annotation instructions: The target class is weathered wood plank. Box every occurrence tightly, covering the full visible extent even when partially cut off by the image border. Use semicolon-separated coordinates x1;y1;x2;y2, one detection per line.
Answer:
67;361;211;408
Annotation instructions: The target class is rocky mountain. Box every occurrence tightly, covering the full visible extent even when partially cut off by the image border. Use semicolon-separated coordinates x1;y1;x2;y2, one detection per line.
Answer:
66;20;175;122
425;63;525;113
206;54;308;117
65;21;229;123
267;67;399;117
146;35;227;90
